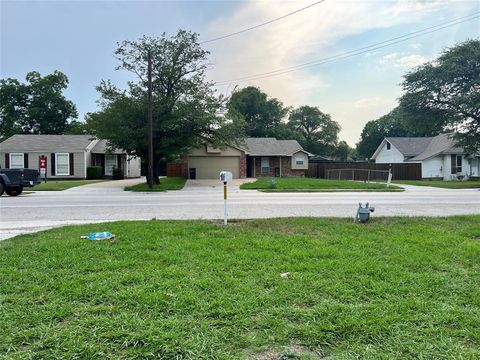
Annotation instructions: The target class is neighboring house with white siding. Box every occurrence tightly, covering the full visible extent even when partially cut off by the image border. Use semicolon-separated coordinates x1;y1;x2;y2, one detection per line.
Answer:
0;134;141;179
371;133;480;180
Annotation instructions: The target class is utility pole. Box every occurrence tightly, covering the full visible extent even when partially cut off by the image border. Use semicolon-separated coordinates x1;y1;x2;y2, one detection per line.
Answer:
147;50;154;188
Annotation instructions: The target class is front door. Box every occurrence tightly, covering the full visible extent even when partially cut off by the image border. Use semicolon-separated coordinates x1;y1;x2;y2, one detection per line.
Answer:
247;157;254;177
105;155;116;176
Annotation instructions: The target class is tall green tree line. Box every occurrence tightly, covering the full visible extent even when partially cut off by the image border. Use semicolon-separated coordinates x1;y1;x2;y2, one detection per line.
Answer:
357;39;479;158
0;71;78;138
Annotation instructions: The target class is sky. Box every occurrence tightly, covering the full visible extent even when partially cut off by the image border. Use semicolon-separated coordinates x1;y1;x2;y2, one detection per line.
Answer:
1;0;479;146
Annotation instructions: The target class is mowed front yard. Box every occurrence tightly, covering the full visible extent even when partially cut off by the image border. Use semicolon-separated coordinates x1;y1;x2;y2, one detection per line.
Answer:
33;180;106;191
1;217;479;359
394;180;480;189
241;177;403;191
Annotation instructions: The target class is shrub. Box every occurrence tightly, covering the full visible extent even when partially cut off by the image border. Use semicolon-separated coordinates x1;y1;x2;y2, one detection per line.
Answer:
112;166;124;180
87;166;103;180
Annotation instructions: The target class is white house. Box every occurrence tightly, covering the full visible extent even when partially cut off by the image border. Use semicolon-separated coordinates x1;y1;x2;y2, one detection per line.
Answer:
371;133;480;180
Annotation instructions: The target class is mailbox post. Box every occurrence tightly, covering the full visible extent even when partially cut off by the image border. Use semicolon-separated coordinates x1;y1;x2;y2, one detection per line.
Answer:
219;171;233;225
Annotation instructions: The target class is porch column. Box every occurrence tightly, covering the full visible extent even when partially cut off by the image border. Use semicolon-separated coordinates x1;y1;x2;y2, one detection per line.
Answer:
253;157;256;177
279;156;282;177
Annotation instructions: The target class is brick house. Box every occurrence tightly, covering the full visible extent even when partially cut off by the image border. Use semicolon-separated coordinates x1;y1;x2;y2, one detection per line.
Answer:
181;138;312;179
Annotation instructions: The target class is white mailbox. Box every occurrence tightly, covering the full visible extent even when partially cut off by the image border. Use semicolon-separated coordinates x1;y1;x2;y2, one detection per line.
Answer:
219;171;233;183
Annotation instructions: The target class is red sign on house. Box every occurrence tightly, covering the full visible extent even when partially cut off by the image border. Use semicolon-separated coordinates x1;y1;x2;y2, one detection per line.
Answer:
39;156;47;169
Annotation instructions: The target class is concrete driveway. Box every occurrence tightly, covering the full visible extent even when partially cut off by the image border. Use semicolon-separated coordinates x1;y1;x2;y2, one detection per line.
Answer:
63;177;145;193
1;180;479;240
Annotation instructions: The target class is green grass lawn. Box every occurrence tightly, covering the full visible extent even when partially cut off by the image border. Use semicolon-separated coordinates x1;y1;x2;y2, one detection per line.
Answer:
1;217;479;359
241;177;403;191
124;177;186;192
33;180;105;191
394;180;480;189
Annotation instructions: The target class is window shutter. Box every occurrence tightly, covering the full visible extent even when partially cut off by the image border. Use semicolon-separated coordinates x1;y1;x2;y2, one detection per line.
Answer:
24;153;29;168
51;154;56;176
69;153;74;175
451;155;456;174
5;153;9;168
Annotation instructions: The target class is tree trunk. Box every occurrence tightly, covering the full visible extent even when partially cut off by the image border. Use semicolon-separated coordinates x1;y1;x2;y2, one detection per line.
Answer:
146;168;160;185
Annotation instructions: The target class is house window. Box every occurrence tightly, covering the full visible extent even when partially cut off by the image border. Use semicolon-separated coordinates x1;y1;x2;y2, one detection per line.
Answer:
9;153;24;169
105;154;116;176
386;142;391;150
261;157;269;175
294;154;305;165
55;153;70;175
456;155;462;174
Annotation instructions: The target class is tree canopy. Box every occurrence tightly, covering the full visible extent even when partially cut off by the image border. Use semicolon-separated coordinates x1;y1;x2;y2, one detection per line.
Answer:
0;71;77;138
356;108;411;159
288;105;340;156
399;39;480;153
87;30;243;182
227;86;289;138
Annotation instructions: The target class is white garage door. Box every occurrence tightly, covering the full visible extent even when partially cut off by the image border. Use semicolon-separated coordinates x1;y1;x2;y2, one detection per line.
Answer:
188;156;240;179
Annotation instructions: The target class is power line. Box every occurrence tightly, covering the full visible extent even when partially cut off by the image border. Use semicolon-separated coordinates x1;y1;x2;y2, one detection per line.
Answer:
200;0;327;44
215;13;479;84
214;12;480;85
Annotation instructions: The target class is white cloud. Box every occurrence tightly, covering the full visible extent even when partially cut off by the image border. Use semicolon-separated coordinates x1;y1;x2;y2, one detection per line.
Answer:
354;97;390;109
201;0;476;145
381;52;430;68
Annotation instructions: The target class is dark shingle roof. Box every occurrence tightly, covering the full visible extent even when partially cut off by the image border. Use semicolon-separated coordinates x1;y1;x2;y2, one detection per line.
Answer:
379;133;467;161
385;137;432;157
0;135;95;152
243;138;308;156
409;133;464;161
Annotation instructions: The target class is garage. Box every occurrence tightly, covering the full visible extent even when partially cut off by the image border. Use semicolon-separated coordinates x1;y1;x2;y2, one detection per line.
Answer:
188;156;240;179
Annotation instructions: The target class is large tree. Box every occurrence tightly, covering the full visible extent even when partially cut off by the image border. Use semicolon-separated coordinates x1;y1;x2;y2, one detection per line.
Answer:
356;108;411;159
228;86;289;138
399;39;480;153
288;105;340;156
0;71;77;138
87;30;243;183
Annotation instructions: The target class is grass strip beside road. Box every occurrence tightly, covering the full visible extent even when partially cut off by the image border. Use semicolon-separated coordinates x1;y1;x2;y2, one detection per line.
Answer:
124;177;186;191
259;188;404;192
1;216;479;359
33;180;105;191
241;177;402;191
394;180;480;189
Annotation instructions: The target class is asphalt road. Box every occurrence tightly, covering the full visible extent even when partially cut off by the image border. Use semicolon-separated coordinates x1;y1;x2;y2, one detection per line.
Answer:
1;179;479;240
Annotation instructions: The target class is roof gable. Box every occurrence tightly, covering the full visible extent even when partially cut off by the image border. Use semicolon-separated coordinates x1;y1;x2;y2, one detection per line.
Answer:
91;139;125;154
371;133;468;162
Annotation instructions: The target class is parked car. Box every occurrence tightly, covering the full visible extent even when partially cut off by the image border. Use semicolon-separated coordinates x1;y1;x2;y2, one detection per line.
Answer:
0;168;39;196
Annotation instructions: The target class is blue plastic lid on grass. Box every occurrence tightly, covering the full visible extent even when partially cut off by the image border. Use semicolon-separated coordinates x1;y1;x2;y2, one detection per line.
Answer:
81;231;115;240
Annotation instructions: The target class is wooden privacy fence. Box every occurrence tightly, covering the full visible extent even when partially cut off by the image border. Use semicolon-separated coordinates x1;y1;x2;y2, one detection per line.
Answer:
167;163;182;177
307;162;422;180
